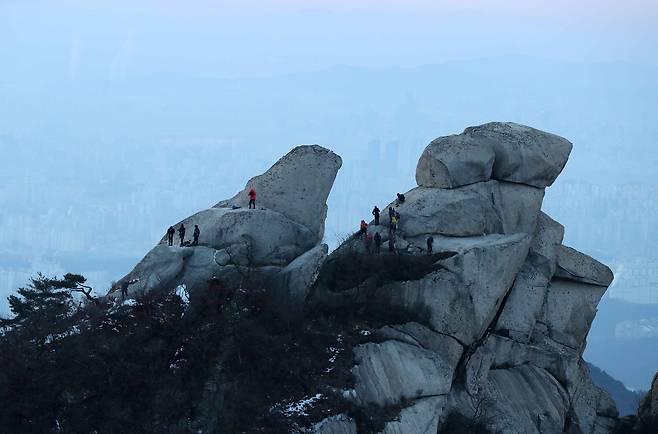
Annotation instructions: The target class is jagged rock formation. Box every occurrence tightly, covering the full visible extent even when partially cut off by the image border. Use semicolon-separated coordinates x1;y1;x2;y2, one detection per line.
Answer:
109;145;341;303
106;123;616;434
310;122;617;434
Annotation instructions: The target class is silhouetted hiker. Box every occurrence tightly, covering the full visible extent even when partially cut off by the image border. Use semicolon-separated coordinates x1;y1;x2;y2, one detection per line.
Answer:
396;193;406;206
358;220;368;237
372;206;380;225
178;223;186;246
388;206;395;221
166;226;175;246
374;232;382;253
427;236;434;254
119;278;139;300
248;188;257;209
193;225;200;246
120;281;129;300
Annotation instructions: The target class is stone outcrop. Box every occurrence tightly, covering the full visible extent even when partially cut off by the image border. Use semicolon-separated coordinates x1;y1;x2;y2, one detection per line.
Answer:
271;244;328;312
555;245;614;286
311;122;615;434
215;145;342;241
383;182;544;238
106;122;615;433
416;122;572;189
415;134;495;188
109;145;341;301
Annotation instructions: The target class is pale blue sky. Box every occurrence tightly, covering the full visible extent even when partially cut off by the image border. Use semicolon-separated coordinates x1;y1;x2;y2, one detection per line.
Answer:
2;0;657;81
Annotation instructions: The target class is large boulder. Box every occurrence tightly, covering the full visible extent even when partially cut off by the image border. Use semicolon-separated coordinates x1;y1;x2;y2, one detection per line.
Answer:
384;181;544;238
483;365;571;434
161;208;316;266
463;334;580;398
215;145;342;240
566;362;619;433
352;339;460;406
538;278;608;352
378;234;531;344
111;245;193;298
271;244;328;312
416;134;495;188
110;145;341;301
495;212;565;341
416;122;572;189
463;122;573;188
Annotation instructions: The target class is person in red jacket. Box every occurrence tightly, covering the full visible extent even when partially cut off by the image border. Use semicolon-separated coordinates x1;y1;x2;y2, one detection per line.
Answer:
248;188;257;209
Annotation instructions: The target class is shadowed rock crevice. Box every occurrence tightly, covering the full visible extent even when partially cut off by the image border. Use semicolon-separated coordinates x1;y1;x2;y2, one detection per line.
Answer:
314;249;457;294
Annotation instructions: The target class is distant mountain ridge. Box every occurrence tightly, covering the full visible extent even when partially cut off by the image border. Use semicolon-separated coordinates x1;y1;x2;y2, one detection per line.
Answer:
588;363;645;416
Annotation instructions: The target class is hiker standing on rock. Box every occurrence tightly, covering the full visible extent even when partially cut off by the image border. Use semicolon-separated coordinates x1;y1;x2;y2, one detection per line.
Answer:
178;223;186;246
374;232;382;254
119;278;139;300
358;220;368;237
248;188;257;209
427;236;434;255
390;215;398;234
166;226;175;246
120;281;129;300
372;206;380;225
193;225;200;246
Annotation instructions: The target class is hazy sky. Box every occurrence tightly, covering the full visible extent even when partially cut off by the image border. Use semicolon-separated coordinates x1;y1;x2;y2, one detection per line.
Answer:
2;0;658;81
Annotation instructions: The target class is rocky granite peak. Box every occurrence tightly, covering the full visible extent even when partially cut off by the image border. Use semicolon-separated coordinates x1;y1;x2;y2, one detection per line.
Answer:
108;124;617;434
309;122;615;434
109;144;341;304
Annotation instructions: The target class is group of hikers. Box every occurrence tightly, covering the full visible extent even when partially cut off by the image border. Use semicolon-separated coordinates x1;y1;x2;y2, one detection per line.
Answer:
162;186;436;255
166;223;201;247
357;192;434;255
165;188;258;248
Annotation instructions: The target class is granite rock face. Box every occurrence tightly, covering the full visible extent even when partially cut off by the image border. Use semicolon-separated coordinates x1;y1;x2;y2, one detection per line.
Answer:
311;123;615;434
382;182;544;238
416;121;572;189
109;145;341;303
555;245;614;287
215;145;342;241
106;123;615;433
464;122;573;188
416;134;495;188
